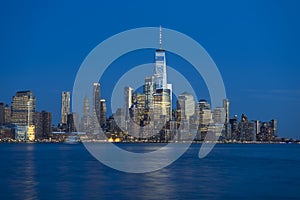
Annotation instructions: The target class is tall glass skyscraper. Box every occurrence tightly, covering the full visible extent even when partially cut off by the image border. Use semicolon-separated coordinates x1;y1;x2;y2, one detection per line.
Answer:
60;91;70;124
154;26;167;90
153;26;172;121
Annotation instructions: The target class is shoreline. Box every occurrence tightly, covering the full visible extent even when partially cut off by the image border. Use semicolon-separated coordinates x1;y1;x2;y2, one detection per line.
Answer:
0;139;299;144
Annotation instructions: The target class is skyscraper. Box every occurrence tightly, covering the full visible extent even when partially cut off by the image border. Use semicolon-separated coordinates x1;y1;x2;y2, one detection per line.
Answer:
34;111;52;139
144;76;154;110
223;99;230;124
100;99;106;128
213;107;225;124
67;113;78;133
153;26;172;121
195;100;212;140
124;86;134;121
93;83;101;123
154;26;167;90
177;92;195;121
81;95;91;133
222;99;231;139
61;91;70;124
11;90;36;126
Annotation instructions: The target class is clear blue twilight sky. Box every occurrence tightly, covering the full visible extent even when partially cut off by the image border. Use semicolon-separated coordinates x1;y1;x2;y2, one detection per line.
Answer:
0;0;299;139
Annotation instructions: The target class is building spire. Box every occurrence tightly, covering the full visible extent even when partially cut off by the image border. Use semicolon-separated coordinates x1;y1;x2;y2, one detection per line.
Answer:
159;25;162;49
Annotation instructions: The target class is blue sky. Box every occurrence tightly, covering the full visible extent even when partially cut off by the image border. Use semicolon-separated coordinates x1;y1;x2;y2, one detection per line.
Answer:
0;0;299;139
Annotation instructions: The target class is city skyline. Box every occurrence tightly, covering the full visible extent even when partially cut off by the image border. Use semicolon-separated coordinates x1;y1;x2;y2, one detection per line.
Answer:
0;38;280;142
0;1;299;139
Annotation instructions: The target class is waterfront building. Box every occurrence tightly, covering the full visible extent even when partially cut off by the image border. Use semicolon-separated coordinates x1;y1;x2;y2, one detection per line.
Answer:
11;91;36;126
67;113;78;133
34;111;52;139
27;125;35;141
15;125;27;140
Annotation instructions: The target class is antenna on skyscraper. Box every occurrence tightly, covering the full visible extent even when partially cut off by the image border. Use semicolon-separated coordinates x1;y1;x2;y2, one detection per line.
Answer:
159;25;162;49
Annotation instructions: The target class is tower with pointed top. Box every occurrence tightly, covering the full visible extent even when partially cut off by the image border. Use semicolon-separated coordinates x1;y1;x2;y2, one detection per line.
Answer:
154;26;167;90
153;26;172;123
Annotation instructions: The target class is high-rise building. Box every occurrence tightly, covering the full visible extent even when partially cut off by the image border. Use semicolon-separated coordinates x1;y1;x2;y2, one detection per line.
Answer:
144;76;154;110
100;99;106;128
152;27;172;121
4;104;11;125
60;91;70;124
0;103;4;125
195;100;212;140
239;120;256;141
67;113;78;133
154;26;167;90
81;95;91;133
34;111;52;139
124;86;134;121
222;99;231;140
93;83;101;123
11;90;36;126
213;107;225;124
223;99;230;124
230;115;239;140
177;92;195;121
270;119;277;139
153;89;172;121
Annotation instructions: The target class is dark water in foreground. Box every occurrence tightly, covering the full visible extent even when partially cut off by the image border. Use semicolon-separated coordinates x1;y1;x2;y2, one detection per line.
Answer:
0;143;299;200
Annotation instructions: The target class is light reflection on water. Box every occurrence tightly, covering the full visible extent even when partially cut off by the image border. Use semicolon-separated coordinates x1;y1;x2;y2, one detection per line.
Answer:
0;143;300;199
9;144;38;200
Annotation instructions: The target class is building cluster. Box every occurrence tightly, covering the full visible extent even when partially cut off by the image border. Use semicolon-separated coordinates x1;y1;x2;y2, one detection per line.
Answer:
57;84;107;137
0;27;278;143
0;91;52;141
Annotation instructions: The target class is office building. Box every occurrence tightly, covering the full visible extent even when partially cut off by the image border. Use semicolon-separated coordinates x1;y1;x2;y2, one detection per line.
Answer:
11;90;36;126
